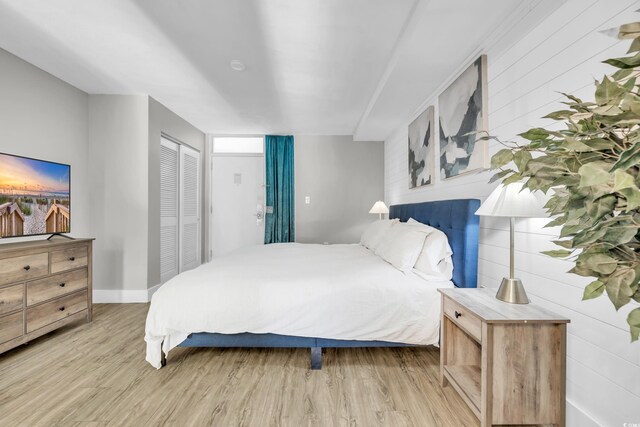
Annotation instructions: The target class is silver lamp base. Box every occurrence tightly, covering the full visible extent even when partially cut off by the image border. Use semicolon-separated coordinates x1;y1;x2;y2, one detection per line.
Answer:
496;277;530;304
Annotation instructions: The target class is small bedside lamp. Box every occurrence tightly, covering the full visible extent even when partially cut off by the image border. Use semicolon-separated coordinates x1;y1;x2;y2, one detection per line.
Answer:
369;201;389;220
475;182;547;304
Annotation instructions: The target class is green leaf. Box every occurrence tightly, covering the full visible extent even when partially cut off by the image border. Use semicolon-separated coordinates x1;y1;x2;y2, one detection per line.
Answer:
612;68;634;79
603;51;640;69
578;162;611;187
489;169;513;184
605;268;636;310
629;38;640;54
580;252;618;275
628;307;640;342
586;194;616;221
620;187;640;211
544;214;567;228
562;137;595;152
582;280;605;300
600;224;639;244
553;239;573;249
611;142;640;172
544;110;574;120
502;173;523;185
595;76;626;104
513;150;532;172
541;249;572;258
613;170;636;191
519;128;549;141
491;149;513;169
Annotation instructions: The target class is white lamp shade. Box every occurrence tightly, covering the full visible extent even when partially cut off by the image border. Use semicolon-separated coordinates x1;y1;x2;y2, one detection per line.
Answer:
369;201;389;215
475;182;548;218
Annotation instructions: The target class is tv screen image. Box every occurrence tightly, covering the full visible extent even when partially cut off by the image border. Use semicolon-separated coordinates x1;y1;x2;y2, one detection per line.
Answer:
0;152;70;238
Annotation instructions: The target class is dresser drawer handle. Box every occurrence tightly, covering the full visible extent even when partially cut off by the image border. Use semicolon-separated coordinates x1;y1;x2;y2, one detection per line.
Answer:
59;283;66;288
23;265;31;271
69;256;76;261
59;306;65;311
454;311;462;319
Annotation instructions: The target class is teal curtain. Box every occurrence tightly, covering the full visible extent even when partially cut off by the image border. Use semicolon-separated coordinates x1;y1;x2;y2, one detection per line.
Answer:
265;135;295;243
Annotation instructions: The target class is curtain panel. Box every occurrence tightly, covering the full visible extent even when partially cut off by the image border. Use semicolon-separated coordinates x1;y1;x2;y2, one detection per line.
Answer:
265;135;295;243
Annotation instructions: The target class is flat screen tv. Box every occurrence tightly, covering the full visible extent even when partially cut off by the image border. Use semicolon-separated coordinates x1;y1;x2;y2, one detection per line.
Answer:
0;152;70;238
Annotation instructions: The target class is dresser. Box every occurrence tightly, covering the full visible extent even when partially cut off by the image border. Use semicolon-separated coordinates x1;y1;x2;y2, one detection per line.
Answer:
0;238;93;355
439;288;570;427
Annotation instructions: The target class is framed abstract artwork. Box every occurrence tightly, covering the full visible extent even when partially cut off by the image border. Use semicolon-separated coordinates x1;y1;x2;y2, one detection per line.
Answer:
408;105;434;189
439;55;489;179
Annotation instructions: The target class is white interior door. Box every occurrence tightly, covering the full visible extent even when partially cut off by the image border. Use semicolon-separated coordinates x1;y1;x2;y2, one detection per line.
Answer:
160;138;179;283
211;155;265;257
179;144;201;272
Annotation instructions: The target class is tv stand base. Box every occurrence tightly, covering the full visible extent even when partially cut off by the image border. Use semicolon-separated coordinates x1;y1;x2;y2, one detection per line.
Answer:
46;233;75;241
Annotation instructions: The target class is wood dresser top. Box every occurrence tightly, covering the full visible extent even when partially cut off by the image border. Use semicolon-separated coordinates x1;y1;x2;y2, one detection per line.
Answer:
439;288;570;324
0;238;94;252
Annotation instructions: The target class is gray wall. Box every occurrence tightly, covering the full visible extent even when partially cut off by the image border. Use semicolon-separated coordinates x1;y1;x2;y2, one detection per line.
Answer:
294;135;384;244
88;95;149;291
0;48;91;243
148;97;206;288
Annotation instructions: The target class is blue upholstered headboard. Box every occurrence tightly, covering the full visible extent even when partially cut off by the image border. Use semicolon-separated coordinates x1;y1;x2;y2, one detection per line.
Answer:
389;199;480;288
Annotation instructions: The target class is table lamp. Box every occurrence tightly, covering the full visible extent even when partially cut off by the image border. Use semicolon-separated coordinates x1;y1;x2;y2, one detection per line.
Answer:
475;182;548;304
369;201;389;220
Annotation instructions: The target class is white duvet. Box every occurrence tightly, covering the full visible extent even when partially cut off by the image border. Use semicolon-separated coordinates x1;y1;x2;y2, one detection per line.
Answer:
145;243;452;369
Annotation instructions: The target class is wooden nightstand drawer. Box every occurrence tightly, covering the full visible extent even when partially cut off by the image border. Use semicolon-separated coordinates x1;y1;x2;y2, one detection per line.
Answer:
50;246;88;274
0;253;48;286
443;296;482;342
0;311;23;344
26;290;87;333
27;268;88;306
0;284;23;316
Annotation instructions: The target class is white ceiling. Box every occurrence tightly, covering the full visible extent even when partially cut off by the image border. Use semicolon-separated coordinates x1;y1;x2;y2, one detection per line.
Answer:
0;0;561;140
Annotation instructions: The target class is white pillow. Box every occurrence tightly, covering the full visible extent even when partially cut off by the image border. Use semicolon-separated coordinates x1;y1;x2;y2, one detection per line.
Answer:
374;222;429;273
406;218;453;281
360;219;398;251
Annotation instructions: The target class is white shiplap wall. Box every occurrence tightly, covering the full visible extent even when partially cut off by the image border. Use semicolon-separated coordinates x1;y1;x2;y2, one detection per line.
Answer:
384;1;640;425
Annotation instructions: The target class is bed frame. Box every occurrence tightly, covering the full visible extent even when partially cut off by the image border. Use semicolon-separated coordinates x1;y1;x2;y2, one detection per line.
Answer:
167;199;480;369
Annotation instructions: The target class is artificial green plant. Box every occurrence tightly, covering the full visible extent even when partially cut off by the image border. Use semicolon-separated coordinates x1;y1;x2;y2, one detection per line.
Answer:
490;23;640;341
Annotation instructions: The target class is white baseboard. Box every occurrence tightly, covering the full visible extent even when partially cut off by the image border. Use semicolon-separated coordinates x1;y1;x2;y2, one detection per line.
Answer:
93;284;162;303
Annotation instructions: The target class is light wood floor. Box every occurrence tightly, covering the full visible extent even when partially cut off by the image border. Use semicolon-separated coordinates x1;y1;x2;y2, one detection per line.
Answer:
0;304;478;427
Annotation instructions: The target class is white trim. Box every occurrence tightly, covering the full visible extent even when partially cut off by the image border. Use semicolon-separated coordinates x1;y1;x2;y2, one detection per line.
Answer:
93;289;149;304
93;283;162;303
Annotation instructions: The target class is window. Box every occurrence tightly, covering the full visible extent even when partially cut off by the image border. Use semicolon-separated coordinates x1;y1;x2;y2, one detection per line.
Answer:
212;136;264;154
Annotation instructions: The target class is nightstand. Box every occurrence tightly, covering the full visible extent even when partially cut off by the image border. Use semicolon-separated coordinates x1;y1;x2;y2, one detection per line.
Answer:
438;288;570;427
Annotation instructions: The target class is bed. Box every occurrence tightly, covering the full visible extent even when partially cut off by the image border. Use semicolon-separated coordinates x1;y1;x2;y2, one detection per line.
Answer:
145;199;480;369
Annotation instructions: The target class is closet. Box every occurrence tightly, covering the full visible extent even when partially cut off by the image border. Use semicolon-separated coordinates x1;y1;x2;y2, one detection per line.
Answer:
160;136;201;283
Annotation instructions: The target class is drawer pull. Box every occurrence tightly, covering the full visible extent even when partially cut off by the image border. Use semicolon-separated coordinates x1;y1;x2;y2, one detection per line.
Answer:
69;256;76;261
59;283;66;288
59;306;65;311
23;265;31;271
454;311;462;319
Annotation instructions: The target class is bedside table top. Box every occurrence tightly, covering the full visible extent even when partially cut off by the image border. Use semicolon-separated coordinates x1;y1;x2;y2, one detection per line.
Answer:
439;288;570;324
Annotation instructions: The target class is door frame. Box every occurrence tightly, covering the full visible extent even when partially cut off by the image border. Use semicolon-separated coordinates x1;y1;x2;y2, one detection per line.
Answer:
208;134;265;261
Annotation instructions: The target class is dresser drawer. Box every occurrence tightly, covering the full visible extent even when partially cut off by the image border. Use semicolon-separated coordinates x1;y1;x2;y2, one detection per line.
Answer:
27;268;88;306
443;296;482;341
0;284;23;316
0;253;48;286
50;246;88;274
26;290;87;333
0;311;23;344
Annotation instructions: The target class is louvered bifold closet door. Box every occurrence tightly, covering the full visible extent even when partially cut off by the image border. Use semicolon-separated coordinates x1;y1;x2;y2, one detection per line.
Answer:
160;138;179;283
179;144;201;272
